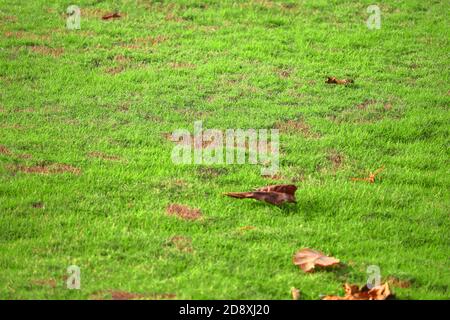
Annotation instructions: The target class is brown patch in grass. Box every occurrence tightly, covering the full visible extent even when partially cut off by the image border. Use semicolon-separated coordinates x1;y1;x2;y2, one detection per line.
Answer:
90;290;176;300
13;107;34;113
166;236;193;252
262;173;284;180
278;69;292;78
105;65;125;75
165;12;184;22
387;276;412;288
121;35;167;50
0;145;12;155
197;167;228;178
9;163;81;175
29;46;64;57
88;151;122;161
330;101;401;124
32;202;44;209
356;99;377;110
169;62;196;69
327;150;344;171
238;226;256;232
4;31;49;41
17;153;33;159
81;8;109;18
274;119;320;138
163;132;215;149
31;279;57;288
166;204;202;221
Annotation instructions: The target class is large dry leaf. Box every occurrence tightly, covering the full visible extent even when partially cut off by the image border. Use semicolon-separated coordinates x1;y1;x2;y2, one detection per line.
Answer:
293;248;340;272
323;282;392;300
166;204;202;220
325;76;354;85
225;184;297;206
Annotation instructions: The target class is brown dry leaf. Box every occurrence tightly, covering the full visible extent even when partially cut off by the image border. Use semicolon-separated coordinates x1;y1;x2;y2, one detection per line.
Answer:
351;165;384;183
102;13;121;20
322;282;392;300
166;204;202;220
325;76;354;85
225;184;297;206
293;248;340;272
291;287;301;300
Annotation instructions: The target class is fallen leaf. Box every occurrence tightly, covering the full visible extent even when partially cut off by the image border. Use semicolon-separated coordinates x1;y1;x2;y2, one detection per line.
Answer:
102;13;121;20
291;287;301;300
225;184;297;206
351;165;384;183
325;76;354;85
166;204;202;220
293;248;340;272
322;282;392;300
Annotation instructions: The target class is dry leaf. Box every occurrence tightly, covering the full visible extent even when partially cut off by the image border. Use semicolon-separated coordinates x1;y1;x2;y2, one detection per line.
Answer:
322;282;392;300
293;248;340;272
225;184;297;206
102;13;121;20
325;76;354;85
166;204;202;220
351;165;384;183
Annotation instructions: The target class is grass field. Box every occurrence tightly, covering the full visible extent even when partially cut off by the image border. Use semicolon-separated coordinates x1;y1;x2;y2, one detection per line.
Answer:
0;0;449;300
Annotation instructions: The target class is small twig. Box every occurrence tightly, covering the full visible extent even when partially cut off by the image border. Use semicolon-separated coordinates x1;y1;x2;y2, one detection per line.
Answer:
351;165;385;183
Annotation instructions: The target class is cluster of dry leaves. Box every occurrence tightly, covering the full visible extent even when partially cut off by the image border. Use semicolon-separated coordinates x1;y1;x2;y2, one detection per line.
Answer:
292;248;392;300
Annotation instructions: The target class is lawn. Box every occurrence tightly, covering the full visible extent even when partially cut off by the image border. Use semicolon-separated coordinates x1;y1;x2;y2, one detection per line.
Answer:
0;0;448;300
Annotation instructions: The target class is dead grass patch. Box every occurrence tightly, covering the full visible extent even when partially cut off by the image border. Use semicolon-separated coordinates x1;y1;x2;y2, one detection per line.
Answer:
169;62;196;69
327;150;344;171
387;276;412;289
166;204;202;221
4;31;50;41
90;290;176;300
29;46;64;57
274;119;321;138
31;279;57;288
9;163;81;175
329;101;401;124
0;145;12;155
166;236;193;253
87;151;122;161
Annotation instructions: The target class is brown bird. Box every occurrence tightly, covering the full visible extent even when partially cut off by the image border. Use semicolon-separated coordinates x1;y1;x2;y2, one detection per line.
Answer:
225;184;297;206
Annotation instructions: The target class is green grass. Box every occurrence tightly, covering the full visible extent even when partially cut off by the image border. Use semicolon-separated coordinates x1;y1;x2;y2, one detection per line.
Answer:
0;0;449;300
